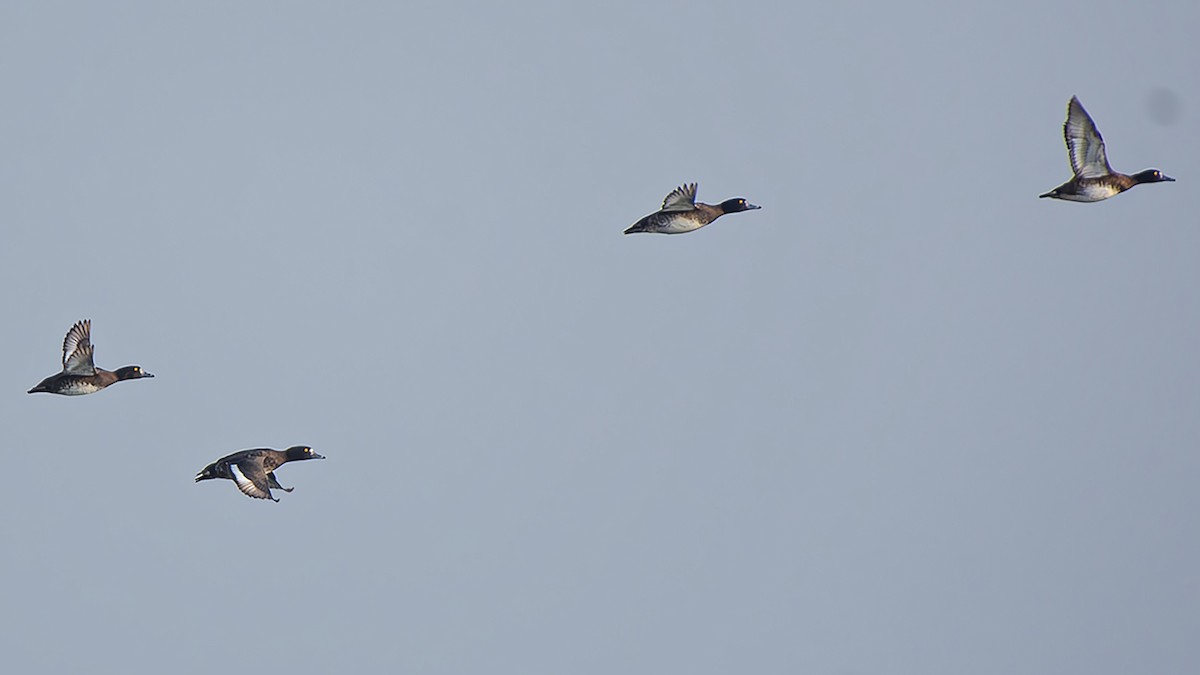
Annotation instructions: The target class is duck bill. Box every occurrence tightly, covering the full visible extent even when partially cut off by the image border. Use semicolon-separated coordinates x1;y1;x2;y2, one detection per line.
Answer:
746;203;762;210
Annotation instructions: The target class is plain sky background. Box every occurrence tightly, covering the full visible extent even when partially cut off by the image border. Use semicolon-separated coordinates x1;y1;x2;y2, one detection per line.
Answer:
1;1;1198;673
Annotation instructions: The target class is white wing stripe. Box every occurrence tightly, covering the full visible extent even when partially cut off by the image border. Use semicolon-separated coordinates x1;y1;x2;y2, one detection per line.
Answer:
230;464;268;499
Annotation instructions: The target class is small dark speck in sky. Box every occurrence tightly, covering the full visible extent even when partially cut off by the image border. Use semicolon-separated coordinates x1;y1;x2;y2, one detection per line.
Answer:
1146;86;1182;126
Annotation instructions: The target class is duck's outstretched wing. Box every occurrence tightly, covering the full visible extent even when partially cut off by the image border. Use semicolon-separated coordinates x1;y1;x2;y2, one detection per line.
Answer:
61;320;96;375
1065;96;1112;179
661;183;698;212
229;461;278;501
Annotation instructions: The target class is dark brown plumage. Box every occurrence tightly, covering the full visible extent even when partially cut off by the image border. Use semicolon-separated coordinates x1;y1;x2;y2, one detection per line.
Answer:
1040;96;1174;202
27;319;154;395
624;183;760;235
195;446;325;502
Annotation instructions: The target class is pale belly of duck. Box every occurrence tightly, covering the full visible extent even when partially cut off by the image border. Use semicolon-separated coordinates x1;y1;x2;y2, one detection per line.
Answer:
656;214;707;234
1063;183;1122;202
59;380;105;395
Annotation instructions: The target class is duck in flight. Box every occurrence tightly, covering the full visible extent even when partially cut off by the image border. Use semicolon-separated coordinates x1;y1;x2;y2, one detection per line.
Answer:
624;183;760;234
27;319;154;395
195;446;325;502
1040;96;1174;202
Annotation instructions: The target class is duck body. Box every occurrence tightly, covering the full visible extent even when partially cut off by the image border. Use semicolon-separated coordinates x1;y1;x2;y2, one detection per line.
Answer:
195;446;325;502
1040;96;1174;202
29;366;151;396
27;320;154;395
625;183;760;234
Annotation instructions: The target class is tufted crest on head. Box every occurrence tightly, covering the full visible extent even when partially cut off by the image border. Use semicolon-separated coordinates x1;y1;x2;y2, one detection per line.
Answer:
285;446;325;461
115;365;154;381
1131;169;1175;184
719;198;761;214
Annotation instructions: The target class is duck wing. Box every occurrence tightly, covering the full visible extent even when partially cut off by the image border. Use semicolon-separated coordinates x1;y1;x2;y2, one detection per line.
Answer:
229;460;277;501
61;320;96;375
63;344;97;376
661;183;698;212
1065;96;1112;179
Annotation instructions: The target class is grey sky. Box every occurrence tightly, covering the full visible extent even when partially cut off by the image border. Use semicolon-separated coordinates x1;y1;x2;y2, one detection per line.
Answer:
2;1;1198;673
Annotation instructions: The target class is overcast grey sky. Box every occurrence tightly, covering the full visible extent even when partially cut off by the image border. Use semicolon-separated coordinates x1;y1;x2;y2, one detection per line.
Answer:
2;1;1198;673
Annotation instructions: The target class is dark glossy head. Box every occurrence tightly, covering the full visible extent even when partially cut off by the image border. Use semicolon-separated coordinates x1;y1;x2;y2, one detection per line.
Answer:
195;461;221;482
719;198;761;214
115;365;154;381
285;445;325;461
1132;169;1175;184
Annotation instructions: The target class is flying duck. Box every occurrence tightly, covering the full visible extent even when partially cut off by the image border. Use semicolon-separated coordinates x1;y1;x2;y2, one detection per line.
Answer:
27;319;154;395
195;446;325;502
624;183;760;234
1040;96;1174;202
